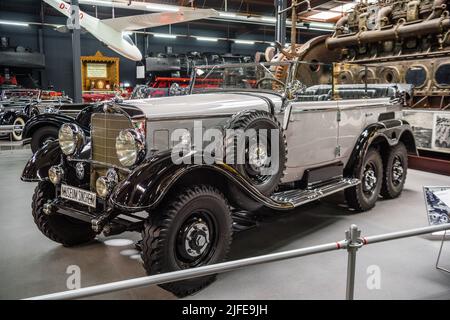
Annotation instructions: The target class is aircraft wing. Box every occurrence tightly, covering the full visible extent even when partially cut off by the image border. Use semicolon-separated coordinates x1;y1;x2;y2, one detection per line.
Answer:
102;8;219;31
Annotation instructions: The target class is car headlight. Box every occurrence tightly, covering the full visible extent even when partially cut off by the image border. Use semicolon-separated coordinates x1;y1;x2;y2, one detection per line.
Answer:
58;123;85;155
48;165;64;185
115;129;145;167
96;169;119;198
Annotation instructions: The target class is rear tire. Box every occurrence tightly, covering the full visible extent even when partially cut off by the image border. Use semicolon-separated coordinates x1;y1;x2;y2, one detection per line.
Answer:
380;142;408;199
345;148;383;212
32;181;96;247
31;126;59;153
141;185;232;297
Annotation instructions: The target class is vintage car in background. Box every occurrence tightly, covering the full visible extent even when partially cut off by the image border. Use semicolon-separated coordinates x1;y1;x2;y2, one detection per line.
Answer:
21;61;416;297
0;89;72;141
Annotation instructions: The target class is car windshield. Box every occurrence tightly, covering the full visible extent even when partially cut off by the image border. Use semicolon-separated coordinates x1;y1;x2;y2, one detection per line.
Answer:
190;62;292;94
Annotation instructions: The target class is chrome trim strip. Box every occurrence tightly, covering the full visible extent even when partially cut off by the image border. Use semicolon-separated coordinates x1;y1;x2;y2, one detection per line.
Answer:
68;159;131;173
148;113;233;122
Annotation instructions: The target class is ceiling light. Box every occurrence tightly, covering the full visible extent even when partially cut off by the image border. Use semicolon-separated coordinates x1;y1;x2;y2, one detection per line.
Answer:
153;33;177;39
220;12;237;18
235;40;255;45
308;11;342;20
261;17;276;23
0;20;29;27
196;36;218;42
146;4;179;12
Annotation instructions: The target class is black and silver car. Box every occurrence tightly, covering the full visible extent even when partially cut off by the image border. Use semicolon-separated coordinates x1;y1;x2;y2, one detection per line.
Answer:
21;61;417;296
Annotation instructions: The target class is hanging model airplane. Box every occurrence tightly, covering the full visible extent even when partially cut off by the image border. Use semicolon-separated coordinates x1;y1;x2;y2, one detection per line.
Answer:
43;0;219;61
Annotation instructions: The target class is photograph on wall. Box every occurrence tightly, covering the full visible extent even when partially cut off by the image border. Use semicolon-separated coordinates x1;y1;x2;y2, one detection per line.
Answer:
402;110;433;149
432;113;450;152
423;186;450;226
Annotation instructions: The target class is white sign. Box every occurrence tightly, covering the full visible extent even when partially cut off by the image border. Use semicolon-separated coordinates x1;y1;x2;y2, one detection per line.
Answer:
86;63;107;78
136;65;145;79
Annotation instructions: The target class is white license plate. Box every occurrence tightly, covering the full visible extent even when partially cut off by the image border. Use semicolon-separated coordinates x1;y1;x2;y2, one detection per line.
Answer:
61;184;97;208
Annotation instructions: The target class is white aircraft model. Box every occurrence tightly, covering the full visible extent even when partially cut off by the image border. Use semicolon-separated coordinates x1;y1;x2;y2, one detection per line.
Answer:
43;0;218;61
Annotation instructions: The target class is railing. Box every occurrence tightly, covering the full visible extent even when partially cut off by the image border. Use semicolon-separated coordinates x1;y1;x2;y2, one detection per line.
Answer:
25;223;450;300
0;124;23;134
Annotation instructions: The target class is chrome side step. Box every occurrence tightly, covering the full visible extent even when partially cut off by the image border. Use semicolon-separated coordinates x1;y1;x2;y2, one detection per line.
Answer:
271;178;360;207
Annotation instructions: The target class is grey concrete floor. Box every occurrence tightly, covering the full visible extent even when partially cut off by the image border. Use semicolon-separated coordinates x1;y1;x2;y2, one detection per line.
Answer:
0;149;450;300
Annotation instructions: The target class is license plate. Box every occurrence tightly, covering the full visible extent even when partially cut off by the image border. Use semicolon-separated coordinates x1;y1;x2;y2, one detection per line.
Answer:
61;184;96;208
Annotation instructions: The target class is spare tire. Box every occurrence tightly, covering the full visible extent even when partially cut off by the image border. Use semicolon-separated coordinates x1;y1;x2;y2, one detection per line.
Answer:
31;126;59;153
223;110;287;205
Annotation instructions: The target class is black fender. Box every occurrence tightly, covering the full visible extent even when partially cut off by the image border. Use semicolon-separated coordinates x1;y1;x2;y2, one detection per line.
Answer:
22;113;88;139
21;140;63;182
344;120;417;177
0;110;29;125
110;151;293;213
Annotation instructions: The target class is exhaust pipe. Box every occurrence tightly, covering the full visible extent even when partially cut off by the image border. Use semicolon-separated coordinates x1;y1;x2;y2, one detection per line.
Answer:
326;16;450;50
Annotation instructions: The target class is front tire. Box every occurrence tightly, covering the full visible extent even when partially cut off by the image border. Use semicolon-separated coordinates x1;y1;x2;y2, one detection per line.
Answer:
31;126;59;153
345;148;383;212
380;142;408;199
141;185;232;297
32;181;96;247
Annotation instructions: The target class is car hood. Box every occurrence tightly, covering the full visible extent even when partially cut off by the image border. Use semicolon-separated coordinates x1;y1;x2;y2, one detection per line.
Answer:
122;91;283;120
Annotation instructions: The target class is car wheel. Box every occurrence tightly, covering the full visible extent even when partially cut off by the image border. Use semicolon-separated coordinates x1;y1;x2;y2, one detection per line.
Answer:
141;185;232;297
380;142;408;199
32;181;96;247
31;126;59;153
11;116;25;141
345;148;383;212
224;110;287;201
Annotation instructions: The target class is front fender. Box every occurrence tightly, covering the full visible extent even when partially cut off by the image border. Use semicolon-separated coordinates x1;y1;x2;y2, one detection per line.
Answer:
21;140;62;182
22;113;87;139
110;151;293;212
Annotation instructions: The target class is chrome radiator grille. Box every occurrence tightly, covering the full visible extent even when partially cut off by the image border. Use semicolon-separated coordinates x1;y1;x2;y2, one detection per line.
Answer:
91;113;132;167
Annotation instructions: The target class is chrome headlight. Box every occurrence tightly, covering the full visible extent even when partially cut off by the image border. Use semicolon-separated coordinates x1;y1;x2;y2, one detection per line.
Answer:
48;165;64;185
58;123;85;155
96;169;119;198
115;129;145;167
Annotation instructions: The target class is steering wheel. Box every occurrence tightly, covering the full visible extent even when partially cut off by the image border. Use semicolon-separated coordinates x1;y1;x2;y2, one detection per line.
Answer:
256;77;286;90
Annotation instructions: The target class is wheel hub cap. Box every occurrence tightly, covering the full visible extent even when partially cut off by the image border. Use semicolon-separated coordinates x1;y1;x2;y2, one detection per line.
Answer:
184;221;210;258
249;143;268;168
392;157;404;185
363;167;377;192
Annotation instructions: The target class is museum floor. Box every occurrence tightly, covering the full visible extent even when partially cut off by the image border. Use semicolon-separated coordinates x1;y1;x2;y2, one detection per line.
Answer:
1;148;450;300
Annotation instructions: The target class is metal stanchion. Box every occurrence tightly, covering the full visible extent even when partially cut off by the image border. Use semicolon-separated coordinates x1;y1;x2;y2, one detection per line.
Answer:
345;224;363;300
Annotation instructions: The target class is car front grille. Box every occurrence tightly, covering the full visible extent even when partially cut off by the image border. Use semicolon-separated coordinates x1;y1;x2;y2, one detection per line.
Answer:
91;113;132;167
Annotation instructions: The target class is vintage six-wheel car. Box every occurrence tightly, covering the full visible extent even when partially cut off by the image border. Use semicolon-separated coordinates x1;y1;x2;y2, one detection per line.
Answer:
21;61;416;296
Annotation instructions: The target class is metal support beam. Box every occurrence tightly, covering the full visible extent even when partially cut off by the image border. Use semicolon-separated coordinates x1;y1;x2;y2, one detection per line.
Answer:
275;0;287;48
70;0;82;103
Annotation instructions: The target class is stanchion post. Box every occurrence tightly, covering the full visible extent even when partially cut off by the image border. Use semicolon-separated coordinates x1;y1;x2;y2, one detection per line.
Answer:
345;224;362;300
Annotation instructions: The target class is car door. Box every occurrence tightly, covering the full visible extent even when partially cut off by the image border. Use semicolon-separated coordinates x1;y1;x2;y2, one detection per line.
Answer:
284;99;339;172
337;99;365;161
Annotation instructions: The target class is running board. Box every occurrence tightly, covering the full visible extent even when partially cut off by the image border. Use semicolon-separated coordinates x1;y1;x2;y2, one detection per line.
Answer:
271;178;360;207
